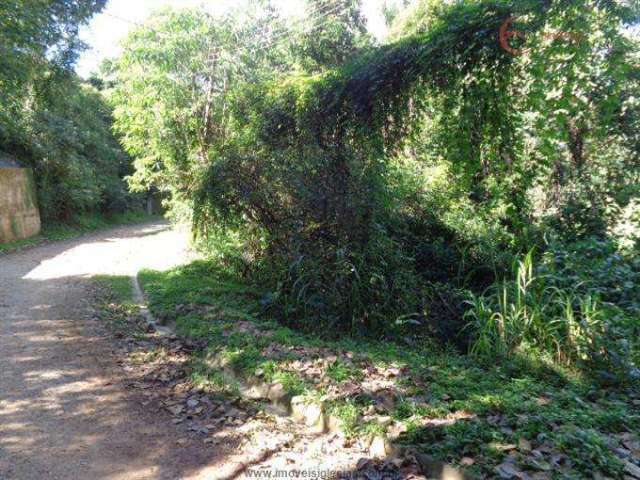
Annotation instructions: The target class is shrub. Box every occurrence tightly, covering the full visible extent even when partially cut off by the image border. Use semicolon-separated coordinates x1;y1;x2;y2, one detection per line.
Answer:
258;227;423;336
111;0;639;345
466;248;640;384
539;237;640;318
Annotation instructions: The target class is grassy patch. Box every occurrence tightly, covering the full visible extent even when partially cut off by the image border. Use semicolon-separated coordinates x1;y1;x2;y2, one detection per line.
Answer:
0;235;42;253
326;359;363;383
93;275;134;303
135;260;640;478
0;211;155;254
92;274;140;335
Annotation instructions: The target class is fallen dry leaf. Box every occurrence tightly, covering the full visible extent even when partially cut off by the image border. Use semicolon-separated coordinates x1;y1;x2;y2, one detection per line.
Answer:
490;442;518;452
519;438;532;452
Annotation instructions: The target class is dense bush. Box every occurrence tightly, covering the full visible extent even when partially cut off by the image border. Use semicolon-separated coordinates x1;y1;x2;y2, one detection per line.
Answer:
466;244;640;384
540;238;640;318
111;0;639;381
26;77;138;221
190;0;533;336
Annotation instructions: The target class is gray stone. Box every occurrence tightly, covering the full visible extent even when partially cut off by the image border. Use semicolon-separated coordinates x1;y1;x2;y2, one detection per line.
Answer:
625;461;640;479
241;380;270;400
376;415;393;427
267;383;287;401
291;396;326;433
327;415;345;434
369;436;393;459
416;453;467;480
267;382;291;414
387;421;408;441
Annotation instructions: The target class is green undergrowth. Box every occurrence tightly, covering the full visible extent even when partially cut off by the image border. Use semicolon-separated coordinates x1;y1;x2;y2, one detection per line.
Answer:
93;275;142;335
0;211;156;254
0;235;42;254
136;260;640;478
94;275;134;304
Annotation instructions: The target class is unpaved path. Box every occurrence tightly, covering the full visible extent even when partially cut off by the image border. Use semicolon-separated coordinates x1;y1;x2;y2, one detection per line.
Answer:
0;221;379;480
0;222;228;480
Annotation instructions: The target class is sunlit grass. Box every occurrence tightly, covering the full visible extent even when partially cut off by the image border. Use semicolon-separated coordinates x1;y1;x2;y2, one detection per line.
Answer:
132;259;639;478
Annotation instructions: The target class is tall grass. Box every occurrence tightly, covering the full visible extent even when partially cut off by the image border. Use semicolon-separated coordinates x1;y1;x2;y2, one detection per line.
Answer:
465;251;607;366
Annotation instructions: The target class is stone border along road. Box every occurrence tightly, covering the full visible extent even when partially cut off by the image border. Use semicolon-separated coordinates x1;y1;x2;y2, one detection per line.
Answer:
133;273;173;337
0;221;383;480
131;234;398;458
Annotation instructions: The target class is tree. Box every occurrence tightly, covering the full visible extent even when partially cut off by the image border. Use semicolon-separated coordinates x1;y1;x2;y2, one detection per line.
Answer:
111;6;294;217
113;0;639;338
293;0;373;71
0;0;136;222
1;0;106;141
381;0;410;29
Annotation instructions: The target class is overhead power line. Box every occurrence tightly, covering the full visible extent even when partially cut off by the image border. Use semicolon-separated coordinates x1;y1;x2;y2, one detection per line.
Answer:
98;2;355;75
101;0;344;44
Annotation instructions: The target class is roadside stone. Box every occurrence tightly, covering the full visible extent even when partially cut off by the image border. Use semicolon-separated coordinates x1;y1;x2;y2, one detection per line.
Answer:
267;382;291;414
357;435;373;451
387;421;408;441
241;378;270;400
625;461;640;479
327;415;345;434
369;435;393;459
415;453;467;480
291;396;326;434
616;448;632;459
376;415;393;427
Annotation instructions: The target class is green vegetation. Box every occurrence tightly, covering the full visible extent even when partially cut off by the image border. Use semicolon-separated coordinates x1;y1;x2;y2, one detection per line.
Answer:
93;274;147;339
113;5;640;473
0;1;141;224
466;247;640;383
136;261;640;478
4;0;639;476
110;0;639;384
93;275;134;304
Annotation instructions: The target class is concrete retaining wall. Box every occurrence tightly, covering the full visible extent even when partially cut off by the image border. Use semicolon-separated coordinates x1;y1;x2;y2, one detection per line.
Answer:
0;168;41;243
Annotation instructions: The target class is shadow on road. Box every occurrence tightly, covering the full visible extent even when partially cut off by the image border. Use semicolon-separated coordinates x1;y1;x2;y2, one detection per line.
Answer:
0;221;243;480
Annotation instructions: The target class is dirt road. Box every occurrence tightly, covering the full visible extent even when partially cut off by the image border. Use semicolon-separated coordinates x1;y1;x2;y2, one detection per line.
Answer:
0;222;226;480
0;221;379;480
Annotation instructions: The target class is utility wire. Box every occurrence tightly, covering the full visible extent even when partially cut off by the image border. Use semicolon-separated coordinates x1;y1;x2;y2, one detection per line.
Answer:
101;2;350;60
98;2;354;78
102;0;342;45
240;4;352;57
